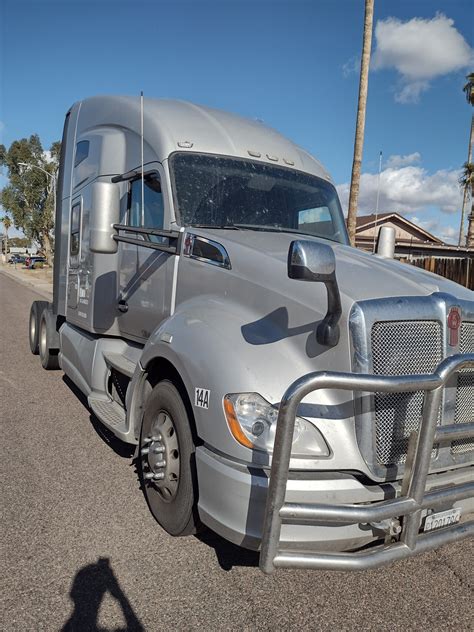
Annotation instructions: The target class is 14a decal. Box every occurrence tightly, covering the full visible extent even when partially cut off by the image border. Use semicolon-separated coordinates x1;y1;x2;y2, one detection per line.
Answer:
195;388;210;409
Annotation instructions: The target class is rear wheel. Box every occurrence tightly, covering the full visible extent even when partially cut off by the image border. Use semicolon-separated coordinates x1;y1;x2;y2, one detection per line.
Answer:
39;310;60;370
29;301;48;355
139;380;200;536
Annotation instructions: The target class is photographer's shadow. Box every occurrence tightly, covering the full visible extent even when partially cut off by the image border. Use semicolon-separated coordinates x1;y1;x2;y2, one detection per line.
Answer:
62;557;144;632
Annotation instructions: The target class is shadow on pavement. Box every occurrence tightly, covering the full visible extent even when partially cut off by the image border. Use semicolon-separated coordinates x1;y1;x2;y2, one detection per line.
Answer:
196;530;259;571
62;557;144;632
62;375;135;458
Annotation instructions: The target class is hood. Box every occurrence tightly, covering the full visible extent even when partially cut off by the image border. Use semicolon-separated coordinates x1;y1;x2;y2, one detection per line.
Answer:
191;228;473;304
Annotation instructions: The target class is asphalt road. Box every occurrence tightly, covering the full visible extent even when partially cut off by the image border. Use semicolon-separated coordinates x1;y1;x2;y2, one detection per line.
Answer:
1;272;473;632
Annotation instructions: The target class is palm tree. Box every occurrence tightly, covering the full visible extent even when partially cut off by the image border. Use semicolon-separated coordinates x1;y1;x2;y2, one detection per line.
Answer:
458;115;473;246
460;73;474;247
463;72;474;105
347;0;375;247
460;161;474;248
1;214;12;257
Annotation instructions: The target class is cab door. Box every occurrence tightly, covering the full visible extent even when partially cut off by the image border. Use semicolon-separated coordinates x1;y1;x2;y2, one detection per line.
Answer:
117;166;175;341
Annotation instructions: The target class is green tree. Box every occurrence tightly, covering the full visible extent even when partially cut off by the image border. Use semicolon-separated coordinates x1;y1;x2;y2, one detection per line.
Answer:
1;213;12;254
0;135;60;264
9;236;30;249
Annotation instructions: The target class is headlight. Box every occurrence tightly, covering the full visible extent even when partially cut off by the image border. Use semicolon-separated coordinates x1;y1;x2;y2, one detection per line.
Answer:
224;392;329;457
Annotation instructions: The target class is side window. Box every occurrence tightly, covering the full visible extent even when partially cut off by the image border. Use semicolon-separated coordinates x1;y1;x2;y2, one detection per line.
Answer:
128;174;164;229
297;206;334;238
74;140;89;167
70;201;81;256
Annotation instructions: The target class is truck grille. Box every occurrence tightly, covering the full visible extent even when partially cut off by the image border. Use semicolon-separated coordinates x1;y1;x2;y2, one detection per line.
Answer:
452;322;474;455
371;321;443;465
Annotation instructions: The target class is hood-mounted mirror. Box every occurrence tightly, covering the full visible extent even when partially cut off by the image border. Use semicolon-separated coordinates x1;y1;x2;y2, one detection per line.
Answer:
288;240;342;347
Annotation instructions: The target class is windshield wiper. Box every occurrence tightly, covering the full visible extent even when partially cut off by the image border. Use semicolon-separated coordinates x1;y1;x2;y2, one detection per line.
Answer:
233;224;342;243
233;224;301;233
188;223;341;243
188;223;242;230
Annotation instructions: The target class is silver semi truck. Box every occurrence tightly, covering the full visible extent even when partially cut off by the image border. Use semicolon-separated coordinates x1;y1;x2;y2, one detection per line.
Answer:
29;96;473;573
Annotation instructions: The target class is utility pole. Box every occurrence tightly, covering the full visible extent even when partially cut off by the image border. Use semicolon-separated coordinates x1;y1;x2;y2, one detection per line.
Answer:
347;0;375;247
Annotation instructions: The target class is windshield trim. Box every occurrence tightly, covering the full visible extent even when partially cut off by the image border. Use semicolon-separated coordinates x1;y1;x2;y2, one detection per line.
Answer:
168;151;349;245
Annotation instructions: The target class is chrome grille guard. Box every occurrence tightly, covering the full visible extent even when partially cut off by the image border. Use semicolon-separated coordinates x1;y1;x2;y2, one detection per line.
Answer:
260;354;474;573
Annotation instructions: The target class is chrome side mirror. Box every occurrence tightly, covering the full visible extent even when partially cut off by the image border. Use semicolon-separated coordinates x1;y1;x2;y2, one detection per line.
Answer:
90;182;120;254
288;240;342;347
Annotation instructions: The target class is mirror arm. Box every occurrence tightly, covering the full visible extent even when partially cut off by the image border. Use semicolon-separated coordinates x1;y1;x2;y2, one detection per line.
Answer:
316;276;342;347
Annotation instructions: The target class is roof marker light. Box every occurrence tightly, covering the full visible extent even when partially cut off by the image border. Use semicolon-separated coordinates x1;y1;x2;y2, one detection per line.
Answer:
283;158;295;166
266;154;279;161
178;141;193;148
248;150;261;158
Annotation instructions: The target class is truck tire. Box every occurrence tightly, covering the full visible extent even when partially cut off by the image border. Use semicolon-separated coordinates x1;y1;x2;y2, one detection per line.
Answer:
39;308;60;370
29;300;49;355
139;380;201;536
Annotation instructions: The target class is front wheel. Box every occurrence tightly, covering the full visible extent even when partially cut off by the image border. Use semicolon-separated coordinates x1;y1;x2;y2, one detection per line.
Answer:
139;380;201;536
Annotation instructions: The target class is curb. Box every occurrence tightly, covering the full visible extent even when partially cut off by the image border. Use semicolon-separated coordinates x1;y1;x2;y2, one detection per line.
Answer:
0;268;53;301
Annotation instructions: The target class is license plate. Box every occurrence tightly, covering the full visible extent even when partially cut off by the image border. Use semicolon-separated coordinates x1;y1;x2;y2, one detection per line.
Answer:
424;508;461;532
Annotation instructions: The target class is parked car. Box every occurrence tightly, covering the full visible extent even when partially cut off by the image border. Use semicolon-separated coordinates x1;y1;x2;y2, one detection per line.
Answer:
9;254;27;265
25;256;46;269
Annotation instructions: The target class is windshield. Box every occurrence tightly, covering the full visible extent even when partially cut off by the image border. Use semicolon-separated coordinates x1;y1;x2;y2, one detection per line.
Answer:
169;153;348;244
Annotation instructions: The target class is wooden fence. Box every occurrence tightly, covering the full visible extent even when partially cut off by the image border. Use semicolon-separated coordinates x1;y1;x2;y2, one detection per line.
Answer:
399;256;473;290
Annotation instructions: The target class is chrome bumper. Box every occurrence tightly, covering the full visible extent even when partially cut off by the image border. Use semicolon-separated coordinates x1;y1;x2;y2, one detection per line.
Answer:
260;353;474;573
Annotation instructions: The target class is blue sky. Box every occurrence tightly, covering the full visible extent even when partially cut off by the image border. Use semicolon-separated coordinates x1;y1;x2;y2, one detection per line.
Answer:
1;0;473;242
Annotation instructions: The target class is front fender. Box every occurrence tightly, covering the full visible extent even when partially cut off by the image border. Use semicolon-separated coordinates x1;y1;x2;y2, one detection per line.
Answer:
134;295;317;462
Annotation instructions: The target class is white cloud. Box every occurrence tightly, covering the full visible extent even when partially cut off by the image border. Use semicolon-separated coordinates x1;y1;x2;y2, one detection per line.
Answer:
409;216;439;233
336;164;463;217
439;225;457;243
372;14;473;103
342;55;360;78
408;216;458;244
385;152;421;169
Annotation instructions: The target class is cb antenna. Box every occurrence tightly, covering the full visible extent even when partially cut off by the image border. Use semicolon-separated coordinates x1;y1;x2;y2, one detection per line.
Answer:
373;150;382;253
141;91;145;225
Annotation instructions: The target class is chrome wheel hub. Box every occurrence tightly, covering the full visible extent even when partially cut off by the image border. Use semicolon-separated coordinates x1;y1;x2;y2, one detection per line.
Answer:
141;411;180;500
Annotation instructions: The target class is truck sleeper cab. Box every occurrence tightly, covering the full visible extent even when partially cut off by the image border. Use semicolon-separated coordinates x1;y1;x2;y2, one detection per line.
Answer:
29;96;474;573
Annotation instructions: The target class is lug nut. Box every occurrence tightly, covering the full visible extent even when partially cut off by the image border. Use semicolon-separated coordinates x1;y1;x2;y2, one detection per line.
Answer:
152;445;165;454
154;460;166;468
144;471;165;480
141;447;150;455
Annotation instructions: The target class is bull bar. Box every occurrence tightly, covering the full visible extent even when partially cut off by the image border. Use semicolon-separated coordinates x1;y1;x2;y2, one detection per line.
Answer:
260;353;474;573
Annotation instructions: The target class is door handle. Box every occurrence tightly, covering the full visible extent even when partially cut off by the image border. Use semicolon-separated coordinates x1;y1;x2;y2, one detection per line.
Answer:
118;299;129;313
